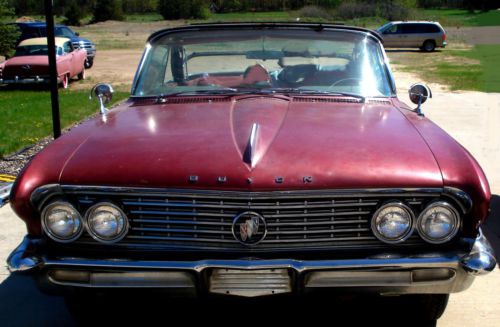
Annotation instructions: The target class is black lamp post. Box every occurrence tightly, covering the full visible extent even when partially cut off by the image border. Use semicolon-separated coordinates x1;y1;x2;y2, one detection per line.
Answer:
44;0;61;139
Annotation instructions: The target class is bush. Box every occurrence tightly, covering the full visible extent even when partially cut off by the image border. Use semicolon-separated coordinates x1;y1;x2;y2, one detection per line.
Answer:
297;5;333;20
158;0;210;19
64;0;84;26
92;0;124;22
0;0;20;58
335;2;377;19
335;0;413;21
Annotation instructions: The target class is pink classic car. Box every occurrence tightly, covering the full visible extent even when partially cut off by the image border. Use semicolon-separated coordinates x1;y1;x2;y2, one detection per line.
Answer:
0;37;86;88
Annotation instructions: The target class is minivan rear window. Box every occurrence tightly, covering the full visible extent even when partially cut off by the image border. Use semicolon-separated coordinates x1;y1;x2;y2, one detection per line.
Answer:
401;23;440;34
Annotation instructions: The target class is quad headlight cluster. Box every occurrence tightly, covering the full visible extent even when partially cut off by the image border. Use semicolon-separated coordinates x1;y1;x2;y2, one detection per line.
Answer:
42;201;128;243
371;201;460;244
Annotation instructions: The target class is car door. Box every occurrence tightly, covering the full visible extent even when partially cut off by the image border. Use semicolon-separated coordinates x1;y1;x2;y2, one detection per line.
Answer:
400;24;421;47
381;24;402;48
59;41;74;76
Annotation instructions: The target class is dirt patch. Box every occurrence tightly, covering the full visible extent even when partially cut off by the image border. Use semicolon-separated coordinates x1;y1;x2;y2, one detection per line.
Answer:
447;26;500;45
71;49;143;91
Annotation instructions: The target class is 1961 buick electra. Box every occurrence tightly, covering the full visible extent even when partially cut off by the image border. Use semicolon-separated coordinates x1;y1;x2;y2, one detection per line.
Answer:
7;23;496;322
0;37;86;88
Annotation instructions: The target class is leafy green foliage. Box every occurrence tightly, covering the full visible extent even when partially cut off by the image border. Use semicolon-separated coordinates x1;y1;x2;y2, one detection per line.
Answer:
0;0;20;58
158;0;210;19
92;0;124;22
64;0;84;26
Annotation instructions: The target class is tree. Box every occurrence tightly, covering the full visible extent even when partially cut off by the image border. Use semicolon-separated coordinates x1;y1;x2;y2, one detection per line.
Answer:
64;0;84;26
92;0;124;22
158;0;210;19
0;0;20;58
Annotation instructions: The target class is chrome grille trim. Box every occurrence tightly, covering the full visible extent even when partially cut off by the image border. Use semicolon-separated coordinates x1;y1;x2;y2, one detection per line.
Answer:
30;185;471;251
42;185;450;251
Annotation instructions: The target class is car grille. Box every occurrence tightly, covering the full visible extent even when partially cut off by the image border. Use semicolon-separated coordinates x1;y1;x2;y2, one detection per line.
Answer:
73;42;94;51
66;187;440;252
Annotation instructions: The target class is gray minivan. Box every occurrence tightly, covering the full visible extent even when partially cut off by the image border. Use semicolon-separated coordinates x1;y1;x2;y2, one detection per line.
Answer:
376;21;447;52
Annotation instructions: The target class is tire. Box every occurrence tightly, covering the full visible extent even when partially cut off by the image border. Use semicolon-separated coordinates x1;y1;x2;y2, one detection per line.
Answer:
77;67;86;80
422;40;436;52
85;58;94;69
402;294;449;323
60;74;69;89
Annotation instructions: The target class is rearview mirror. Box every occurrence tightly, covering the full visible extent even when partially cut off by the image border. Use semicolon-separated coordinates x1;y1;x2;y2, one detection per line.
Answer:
89;83;114;115
409;83;432;116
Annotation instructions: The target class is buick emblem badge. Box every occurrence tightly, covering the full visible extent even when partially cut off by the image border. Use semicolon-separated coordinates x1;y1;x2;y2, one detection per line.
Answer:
232;211;267;246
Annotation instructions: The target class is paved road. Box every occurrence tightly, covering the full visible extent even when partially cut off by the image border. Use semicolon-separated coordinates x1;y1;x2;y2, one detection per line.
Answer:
0;71;499;326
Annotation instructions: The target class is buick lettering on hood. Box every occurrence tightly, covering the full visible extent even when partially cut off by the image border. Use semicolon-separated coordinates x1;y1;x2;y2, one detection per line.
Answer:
7;23;496;321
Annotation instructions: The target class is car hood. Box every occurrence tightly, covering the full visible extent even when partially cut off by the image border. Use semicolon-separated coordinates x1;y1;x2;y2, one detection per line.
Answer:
58;95;443;190
71;37;93;44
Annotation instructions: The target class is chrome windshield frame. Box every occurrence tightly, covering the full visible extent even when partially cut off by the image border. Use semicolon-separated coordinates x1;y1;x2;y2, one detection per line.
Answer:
130;24;397;98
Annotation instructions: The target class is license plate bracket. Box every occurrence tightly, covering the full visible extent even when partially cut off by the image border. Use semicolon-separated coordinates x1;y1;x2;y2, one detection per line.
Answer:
209;268;292;297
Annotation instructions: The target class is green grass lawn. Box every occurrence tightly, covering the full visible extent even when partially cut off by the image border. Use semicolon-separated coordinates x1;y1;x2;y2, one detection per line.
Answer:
449;45;500;92
0;89;128;157
415;9;500;27
391;44;500;92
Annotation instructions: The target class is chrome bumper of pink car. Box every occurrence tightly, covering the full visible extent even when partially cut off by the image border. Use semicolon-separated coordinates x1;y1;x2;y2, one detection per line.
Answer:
7;229;496;296
0;76;59;84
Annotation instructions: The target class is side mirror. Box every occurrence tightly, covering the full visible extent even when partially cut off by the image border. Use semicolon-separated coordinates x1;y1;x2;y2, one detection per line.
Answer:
89;83;114;115
75;32;80;37
409;83;432;116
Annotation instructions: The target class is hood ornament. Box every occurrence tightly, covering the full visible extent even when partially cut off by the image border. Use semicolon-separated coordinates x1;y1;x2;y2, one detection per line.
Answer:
243;123;259;168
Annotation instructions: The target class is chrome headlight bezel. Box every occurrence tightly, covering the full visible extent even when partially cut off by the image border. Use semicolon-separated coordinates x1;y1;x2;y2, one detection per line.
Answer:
84;202;129;244
41;201;84;243
371;202;415;244
417;201;460;244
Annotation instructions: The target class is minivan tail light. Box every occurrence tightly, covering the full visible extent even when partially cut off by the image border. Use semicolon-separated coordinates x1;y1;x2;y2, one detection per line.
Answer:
443;33;446;41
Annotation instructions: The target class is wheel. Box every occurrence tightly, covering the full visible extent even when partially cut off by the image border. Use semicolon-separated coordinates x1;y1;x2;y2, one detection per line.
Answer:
77;67;86;80
85;58;94;69
422;40;436;52
60;74;69;89
401;294;449;323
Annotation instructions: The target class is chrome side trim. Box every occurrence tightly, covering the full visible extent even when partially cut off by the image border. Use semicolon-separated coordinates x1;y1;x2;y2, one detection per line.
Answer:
30;184;472;216
31;184;448;207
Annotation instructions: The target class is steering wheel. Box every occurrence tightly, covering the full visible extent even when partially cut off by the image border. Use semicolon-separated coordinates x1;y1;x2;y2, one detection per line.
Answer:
329;78;363;88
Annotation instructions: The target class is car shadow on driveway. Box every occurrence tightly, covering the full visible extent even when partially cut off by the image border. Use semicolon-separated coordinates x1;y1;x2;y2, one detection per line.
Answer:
0;274;74;327
483;194;500;265
0;274;438;327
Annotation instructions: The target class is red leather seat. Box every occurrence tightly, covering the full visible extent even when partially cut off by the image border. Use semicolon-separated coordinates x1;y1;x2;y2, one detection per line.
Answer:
242;64;270;85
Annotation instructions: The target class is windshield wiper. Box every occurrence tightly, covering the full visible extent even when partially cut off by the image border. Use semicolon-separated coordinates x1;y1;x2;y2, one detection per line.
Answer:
155;88;250;102
267;88;366;102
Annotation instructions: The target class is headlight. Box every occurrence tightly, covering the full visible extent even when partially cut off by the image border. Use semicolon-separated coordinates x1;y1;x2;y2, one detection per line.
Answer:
85;202;128;243
417;201;460;244
371;202;414;244
42;201;83;242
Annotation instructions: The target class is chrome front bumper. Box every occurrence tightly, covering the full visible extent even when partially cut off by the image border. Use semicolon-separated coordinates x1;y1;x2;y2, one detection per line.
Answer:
7;230;496;296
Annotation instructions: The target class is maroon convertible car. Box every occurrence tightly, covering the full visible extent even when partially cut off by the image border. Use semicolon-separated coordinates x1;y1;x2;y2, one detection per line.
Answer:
7;23;496;322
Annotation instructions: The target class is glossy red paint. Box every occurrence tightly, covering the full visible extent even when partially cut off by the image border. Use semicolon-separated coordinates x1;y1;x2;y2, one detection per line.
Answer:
0;50;86;82
12;92;492;237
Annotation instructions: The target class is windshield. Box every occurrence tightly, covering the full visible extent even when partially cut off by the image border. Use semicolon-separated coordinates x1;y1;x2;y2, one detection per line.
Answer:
133;28;393;97
15;45;62;56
